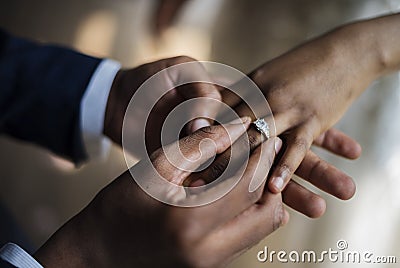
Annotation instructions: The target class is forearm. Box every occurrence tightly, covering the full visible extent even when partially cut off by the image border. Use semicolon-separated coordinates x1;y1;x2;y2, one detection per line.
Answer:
330;13;400;85
361;13;400;75
33;206;101;268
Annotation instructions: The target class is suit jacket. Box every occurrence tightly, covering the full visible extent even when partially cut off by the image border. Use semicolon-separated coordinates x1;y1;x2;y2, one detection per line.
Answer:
0;29;101;163
0;259;15;268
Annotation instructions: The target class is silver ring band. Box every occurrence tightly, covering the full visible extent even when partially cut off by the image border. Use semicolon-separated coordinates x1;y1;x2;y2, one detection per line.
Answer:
253;118;270;139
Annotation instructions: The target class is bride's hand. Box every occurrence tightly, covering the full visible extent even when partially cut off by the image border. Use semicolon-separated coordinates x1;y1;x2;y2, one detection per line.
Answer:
223;14;400;196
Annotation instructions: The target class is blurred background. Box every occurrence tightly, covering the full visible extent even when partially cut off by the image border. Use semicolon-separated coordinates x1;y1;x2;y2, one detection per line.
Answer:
0;0;399;267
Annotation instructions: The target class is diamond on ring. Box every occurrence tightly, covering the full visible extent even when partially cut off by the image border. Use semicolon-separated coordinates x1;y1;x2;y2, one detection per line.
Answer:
253;118;270;139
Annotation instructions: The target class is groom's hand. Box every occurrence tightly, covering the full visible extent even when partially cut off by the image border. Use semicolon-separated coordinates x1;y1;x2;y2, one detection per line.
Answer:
35;120;288;268
103;56;222;158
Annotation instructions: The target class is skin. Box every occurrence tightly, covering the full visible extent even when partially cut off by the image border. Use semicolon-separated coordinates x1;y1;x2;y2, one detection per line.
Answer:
219;13;400;197
35;121;289;268
33;13;400;267
258;13;400;194
152;2;399;211
103;56;361;218
103;55;222;156
32;52;358;268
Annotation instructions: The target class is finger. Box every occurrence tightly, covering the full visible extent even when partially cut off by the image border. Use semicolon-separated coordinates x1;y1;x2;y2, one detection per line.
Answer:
157;117;251;183
178;82;222;132
188;138;278;233
282;180;326;218
185;122;279;186
313;128;362;159
220;86;241;108
249;138;282;193
268;121;318;193
130;118;251;205
193;192;289;267
165;56;222;133
273;111;304;136
231;101;301;136
295;150;356;200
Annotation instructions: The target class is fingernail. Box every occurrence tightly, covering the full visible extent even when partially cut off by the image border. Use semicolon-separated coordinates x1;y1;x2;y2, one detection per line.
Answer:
274;138;282;154
227;116;251;125
190;118;210;132
271;176;284;192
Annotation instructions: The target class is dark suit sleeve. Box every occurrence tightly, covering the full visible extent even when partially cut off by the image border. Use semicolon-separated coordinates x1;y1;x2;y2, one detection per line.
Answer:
0;29;102;164
0;259;16;268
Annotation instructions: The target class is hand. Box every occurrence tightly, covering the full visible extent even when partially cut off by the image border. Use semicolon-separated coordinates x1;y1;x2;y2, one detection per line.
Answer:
186;119;360;217
212;22;399;215
35;119;288;268
241;14;400;194
103;56;221;158
221;18;396;198
212;59;363;217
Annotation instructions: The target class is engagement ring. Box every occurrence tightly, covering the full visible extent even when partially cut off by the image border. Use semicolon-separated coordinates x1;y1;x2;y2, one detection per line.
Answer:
253;118;270;140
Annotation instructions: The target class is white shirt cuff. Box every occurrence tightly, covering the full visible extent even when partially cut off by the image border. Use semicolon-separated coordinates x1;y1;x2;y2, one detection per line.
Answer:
80;59;121;161
0;243;43;268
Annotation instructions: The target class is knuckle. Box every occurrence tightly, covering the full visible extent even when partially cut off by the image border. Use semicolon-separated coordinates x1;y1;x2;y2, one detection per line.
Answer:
249;68;264;82
189;126;228;159
197;126;220;139
173;55;196;63
179;136;201;161
268;82;290;99
309;158;328;179
197;126;229;149
278;163;293;177
292;136;309;153
252;75;289;99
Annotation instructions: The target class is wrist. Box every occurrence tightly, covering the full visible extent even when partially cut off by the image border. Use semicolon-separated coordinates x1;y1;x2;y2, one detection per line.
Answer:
330;14;400;80
34;207;103;268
